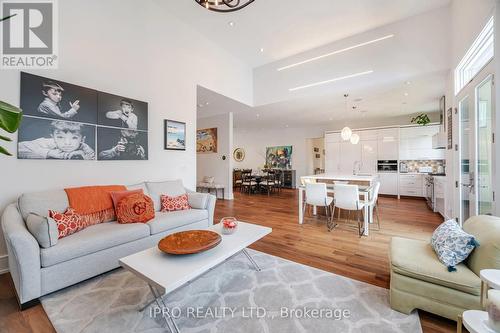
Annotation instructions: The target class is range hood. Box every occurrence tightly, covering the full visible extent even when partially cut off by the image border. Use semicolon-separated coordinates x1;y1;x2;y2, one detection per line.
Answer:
432;131;446;149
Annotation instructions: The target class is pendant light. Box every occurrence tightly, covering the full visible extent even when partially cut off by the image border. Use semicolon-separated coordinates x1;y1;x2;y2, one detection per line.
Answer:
350;133;360;145
341;94;352;141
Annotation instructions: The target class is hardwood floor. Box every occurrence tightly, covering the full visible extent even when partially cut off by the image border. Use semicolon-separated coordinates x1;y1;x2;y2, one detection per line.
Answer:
0;189;458;333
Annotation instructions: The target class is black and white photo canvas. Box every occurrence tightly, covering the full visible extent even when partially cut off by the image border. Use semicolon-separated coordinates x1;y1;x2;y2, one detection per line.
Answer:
97;127;148;161
17;117;96;160
97;92;148;131
20;72;98;124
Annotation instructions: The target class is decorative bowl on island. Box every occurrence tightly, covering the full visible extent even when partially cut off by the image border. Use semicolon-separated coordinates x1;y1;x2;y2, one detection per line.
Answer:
221;217;238;234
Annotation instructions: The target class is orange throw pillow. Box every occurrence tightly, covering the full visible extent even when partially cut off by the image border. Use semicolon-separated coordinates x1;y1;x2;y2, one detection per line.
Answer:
160;194;191;212
49;208;87;239
116;193;155;224
110;189;143;210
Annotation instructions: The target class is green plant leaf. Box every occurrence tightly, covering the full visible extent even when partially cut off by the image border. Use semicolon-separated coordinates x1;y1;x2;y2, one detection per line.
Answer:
0;145;12;156
0;100;22;133
0;134;12;141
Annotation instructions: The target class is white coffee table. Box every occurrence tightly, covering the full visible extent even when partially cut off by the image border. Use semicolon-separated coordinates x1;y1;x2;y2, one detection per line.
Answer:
119;221;272;333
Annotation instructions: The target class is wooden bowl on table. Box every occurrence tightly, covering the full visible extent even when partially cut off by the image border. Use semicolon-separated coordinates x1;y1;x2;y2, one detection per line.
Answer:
158;230;222;255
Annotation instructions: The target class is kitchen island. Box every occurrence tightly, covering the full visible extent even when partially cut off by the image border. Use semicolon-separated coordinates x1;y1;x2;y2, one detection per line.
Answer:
299;173;380;236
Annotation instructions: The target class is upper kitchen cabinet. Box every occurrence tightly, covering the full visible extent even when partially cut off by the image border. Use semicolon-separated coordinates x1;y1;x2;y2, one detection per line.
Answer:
325;132;341;143
340;141;362;174
325;141;341;173
361;140;378;174
399;125;444;160
377;128;399;160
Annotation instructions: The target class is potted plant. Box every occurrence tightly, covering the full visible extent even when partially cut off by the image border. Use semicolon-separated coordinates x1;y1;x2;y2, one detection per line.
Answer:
0;100;23;156
411;113;431;126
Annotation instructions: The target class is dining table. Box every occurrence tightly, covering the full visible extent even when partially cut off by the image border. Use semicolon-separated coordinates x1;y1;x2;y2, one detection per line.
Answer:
298;174;379;236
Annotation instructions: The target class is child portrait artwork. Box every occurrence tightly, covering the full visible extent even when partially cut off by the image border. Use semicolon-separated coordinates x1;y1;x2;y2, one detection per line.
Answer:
97;92;148;131
17;118;96;160
18;72;149;161
20;72;98;124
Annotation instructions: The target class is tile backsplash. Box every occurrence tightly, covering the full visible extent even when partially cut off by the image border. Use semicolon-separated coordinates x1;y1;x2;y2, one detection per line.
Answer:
401;160;445;173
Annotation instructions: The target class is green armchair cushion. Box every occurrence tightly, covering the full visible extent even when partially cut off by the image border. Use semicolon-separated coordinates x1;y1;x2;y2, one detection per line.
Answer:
390;237;481;295
463;215;500;276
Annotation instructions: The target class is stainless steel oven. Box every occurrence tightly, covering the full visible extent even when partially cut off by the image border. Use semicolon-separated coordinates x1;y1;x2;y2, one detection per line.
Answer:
425;175;435;211
377;160;398;173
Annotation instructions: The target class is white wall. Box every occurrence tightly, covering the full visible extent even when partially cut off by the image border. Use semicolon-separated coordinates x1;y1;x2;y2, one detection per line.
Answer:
306;138;325;175
197;113;234;200
233;127;325;186
0;0;252;267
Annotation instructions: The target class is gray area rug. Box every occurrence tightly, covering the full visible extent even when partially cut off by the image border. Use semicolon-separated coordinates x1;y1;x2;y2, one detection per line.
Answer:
41;249;421;333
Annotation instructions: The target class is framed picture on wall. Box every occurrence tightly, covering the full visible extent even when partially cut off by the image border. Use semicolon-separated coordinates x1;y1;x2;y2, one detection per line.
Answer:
164;120;186;151
197;128;217;153
440;95;446;130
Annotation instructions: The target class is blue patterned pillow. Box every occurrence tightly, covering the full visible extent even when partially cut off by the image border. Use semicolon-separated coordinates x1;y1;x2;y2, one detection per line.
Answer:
431;220;479;272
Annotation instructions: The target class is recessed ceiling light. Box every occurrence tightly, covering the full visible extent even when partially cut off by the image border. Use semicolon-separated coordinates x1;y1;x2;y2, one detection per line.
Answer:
256;113;260;117
205;102;210;105
289;70;374;92
277;34;395;71
285;124;289;128
404;92;409;96
228;21;235;27
260;48;264;53
405;81;411;85
329;117;333;121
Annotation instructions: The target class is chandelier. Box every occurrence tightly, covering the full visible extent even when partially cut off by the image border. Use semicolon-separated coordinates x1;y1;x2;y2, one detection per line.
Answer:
195;0;255;12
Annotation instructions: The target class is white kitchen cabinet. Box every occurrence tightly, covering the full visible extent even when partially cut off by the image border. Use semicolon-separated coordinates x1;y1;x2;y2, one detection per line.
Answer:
399;126;444;160
339;141;361;174
399;174;424;197
377;128;399;160
360;140;378;174
359;129;378;141
325;142;341;173
325;132;341;143
378;173;398;195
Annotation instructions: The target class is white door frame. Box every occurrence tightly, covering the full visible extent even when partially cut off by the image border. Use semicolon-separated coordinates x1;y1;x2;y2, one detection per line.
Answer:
455;61;495;224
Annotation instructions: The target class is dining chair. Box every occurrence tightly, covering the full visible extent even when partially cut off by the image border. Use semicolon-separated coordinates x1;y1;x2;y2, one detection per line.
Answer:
260;170;276;196
366;181;381;231
332;184;365;236
304;183;334;230
241;170;256;194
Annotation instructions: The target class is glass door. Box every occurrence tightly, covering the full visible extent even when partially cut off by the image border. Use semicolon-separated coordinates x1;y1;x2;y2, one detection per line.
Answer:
457;64;495;224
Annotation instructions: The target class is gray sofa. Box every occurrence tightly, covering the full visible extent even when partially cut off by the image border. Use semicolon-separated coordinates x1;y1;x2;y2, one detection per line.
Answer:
1;180;216;309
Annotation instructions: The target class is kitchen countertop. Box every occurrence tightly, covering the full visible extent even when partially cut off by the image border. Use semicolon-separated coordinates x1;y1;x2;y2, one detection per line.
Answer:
302;173;379;182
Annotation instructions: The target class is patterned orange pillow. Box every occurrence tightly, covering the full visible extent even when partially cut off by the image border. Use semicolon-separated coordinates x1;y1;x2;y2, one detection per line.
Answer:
160;194;191;212
116;193;155;224
48;208;87;239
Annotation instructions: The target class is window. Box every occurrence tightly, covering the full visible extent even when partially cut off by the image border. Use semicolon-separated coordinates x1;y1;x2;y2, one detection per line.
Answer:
455;16;494;95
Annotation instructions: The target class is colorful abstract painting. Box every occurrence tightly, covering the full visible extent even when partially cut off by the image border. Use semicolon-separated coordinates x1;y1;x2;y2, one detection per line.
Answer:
266;145;292;169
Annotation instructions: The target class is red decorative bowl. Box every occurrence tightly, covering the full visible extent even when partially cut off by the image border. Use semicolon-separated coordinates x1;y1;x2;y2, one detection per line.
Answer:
221;217;238;235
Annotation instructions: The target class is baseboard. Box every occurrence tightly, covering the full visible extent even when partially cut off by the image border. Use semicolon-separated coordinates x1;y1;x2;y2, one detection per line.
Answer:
0;254;9;274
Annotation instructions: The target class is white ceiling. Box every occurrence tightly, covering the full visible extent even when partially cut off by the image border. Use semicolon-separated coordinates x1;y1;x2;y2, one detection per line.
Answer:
190;0;453;130
166;0;451;68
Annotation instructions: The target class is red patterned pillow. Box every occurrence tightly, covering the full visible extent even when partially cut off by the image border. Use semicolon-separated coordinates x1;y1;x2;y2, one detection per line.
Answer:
48;208;87;239
160;194;191;212
116;193;155;224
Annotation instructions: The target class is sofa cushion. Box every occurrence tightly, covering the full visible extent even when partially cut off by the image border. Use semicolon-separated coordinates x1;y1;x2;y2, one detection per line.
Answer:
187;192;208;209
26;213;59;248
431;219;478;271
463;215;500;276
390;237;481;295
18;189;69;220
160;194;191;212
127;182;150;196
147;209;208;235
40;221;150;267
116;193;155;224
146;180;186;211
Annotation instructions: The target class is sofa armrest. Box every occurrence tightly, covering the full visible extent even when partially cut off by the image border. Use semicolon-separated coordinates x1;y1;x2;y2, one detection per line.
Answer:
206;194;216;226
1;203;41;305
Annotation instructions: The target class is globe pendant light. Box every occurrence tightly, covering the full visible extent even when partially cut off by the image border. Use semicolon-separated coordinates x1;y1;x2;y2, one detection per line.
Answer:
350;133;360;145
340;93;352;141
341;126;352;141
